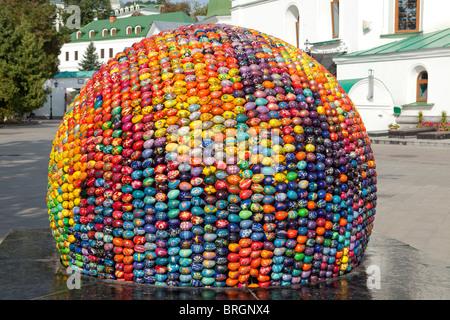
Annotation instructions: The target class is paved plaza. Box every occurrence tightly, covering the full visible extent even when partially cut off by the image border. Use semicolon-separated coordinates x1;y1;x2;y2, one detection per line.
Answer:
1;121;450;265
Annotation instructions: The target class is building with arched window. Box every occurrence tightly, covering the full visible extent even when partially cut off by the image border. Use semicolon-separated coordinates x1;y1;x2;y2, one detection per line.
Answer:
58;11;195;72
229;0;450;131
51;0;450;130
333;0;450;129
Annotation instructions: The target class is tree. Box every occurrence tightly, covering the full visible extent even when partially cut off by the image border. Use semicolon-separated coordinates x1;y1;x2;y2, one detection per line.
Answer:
0;0;65;119
58;0;112;36
158;0;208;18
191;0;208;17
159;0;191;16
79;42;102;71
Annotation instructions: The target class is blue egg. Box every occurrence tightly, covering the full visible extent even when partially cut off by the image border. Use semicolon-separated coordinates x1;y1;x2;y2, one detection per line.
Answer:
276;183;287;192
263;195;275;204
287;190;298;200
227;223;240;232
239;228;252;238
251;163;262;173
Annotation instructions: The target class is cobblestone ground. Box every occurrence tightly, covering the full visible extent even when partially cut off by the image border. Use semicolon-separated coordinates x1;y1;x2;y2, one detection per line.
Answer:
371;143;450;263
1;121;450;263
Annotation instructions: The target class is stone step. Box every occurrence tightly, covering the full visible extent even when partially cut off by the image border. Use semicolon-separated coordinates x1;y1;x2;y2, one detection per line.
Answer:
388;127;435;138
417;131;450;140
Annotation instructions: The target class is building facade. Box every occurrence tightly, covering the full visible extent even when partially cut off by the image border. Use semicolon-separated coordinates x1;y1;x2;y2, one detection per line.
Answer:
45;0;450;131
230;0;450;131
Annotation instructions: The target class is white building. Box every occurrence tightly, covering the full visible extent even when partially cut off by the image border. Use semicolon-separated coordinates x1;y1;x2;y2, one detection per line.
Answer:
43;0;450;131
113;3;160;18
229;0;450;131
35;11;195;118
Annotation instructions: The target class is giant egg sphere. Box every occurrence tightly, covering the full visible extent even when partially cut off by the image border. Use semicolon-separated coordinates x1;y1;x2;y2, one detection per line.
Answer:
47;24;376;287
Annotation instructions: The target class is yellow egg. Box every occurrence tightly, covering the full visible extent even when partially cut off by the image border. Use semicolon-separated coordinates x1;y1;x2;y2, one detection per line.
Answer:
166;143;179;152
272;145;284;154
177;145;191;154
189;120;202;130
283;144;295;153
294;125;304;134
269;119;281;128
305;144;315;152
261;157;272;166
203;166;216;175
274;173;286;182
223;111;236;119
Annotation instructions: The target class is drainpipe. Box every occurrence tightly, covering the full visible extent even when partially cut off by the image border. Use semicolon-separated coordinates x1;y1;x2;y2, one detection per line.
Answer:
367;69;374;101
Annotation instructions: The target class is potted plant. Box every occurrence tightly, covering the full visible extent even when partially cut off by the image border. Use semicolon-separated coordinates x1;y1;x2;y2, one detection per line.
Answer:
388;123;400;130
418;110;424;124
439;111;448;131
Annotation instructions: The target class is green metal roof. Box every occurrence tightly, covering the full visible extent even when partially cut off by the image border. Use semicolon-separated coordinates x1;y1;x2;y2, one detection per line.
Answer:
337;78;364;93
70;12;195;42
340;28;450;57
206;0;231;18
55;71;96;78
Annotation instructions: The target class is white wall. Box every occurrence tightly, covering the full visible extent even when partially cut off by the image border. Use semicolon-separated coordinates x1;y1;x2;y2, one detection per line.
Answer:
59;38;145;71
335;48;450;124
346;77;396;131
200;15;232;25
34;77;90;118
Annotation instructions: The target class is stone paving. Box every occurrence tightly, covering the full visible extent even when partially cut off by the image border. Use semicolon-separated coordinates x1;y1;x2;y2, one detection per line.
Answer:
1;121;450;265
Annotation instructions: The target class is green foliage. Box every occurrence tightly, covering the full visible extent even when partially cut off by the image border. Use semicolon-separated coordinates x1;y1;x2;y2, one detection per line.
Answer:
0;0;65;118
160;0;191;16
79;42;102;71
190;0;208;16
440;111;448;125
58;0;112;37
158;0;208;17
417;110;424;123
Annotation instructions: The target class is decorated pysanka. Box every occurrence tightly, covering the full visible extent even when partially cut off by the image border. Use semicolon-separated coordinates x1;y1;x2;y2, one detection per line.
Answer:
47;24;376;287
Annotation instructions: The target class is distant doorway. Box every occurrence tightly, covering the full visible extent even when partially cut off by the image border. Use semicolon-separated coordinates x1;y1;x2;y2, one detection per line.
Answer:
65;88;80;113
285;5;300;48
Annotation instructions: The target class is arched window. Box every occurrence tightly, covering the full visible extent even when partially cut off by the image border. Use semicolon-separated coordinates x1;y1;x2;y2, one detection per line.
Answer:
135;26;141;34
111;28;116;36
417;71;428;102
102;29;108;37
89;30;95;38
126;26;132;35
76;31;82;39
285;5;300;48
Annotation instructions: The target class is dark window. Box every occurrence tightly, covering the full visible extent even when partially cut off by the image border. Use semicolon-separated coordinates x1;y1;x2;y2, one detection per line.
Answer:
101;49;104;59
396;0;420;33
417;71;428;102
65;52;69;61
109;48;113;58
74;51;78;61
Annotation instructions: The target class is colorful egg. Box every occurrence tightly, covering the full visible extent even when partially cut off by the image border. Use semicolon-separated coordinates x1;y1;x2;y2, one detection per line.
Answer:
47;23;376;288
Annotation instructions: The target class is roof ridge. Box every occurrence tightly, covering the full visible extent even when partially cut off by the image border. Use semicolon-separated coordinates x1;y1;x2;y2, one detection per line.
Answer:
339;27;450;57
390;27;450;52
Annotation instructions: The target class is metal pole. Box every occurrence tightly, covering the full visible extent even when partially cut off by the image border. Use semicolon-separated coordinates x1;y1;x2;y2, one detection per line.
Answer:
50;86;53;120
